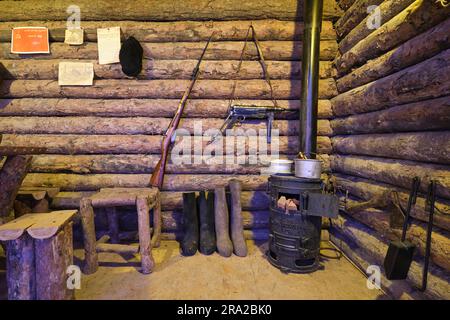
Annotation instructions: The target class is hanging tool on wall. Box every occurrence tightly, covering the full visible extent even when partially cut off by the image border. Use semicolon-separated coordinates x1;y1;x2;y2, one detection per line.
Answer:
149;32;215;188
383;176;421;280
419;180;437;291
210;25;287;144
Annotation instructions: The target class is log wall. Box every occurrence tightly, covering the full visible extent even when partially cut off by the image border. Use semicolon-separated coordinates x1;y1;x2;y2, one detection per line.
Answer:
331;0;450;299
0;2;339;241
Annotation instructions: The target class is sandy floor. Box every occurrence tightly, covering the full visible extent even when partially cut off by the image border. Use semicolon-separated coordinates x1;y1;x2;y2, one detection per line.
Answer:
73;240;388;300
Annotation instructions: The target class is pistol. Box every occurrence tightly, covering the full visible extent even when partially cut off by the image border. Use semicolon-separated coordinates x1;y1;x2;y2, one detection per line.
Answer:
213;104;287;144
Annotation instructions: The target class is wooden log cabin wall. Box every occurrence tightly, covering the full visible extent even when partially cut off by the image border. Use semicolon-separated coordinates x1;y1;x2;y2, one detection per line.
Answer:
329;0;450;299
0;1;341;239
0;0;449;300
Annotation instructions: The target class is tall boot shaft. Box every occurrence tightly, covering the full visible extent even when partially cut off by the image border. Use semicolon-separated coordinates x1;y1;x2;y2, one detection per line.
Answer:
229;179;248;257
198;190;216;255
181;192;198;256
214;187;233;257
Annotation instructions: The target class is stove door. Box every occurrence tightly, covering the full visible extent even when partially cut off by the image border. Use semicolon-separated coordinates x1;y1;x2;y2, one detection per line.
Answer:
304;193;339;218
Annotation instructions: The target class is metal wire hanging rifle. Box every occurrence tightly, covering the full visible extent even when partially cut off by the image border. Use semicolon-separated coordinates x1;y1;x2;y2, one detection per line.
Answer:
210;25;287;144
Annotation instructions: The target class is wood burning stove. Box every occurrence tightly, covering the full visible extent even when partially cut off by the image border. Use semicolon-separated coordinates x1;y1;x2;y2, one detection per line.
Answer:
267;174;338;273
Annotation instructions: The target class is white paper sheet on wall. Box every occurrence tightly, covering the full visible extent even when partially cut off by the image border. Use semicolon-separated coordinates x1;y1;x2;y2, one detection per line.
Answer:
65;28;84;45
97;27;121;65
58;62;94;86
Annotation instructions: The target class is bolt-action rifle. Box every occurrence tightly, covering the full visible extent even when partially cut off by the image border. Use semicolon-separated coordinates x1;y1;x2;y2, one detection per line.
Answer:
149;33;214;188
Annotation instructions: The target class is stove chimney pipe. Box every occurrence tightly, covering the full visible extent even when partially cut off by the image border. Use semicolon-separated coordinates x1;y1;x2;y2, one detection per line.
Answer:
300;0;323;159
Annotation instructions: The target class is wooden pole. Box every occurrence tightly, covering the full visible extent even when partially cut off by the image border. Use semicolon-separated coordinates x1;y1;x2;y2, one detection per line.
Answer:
79;198;98;274
136;196;155;274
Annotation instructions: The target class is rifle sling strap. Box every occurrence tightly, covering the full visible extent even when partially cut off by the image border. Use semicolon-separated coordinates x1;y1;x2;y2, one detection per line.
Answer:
228;25;279;111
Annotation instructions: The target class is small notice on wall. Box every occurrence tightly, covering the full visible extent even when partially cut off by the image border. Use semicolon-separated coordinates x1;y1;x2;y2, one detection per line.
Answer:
11;27;50;54
58;62;94;86
64;28;84;45
97;27;121;65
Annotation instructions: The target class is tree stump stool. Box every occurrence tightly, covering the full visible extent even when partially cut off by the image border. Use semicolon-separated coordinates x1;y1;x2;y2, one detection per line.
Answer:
0;210;77;300
14;187;61;217
79;187;161;275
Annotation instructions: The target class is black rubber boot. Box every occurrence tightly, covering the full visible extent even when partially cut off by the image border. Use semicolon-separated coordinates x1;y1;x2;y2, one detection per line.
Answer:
198;190;216;255
181;192;198;256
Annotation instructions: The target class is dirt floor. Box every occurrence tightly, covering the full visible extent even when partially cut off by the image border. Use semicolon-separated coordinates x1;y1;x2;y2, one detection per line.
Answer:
71;240;388;300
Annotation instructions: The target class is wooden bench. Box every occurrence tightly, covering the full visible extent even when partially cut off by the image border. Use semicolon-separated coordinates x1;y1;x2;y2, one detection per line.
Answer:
80;187;161;275
0;210;77;300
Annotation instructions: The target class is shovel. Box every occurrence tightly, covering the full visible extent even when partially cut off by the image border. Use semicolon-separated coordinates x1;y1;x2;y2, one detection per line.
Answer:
384;176;421;280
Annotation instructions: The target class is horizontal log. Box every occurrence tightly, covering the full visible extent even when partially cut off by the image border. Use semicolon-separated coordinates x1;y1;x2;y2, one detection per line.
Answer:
331;96;450;134
0;134;333;154
335;0;450;75
0;40;339;61
332;49;450;116
52;191;271;211
0;20;337;42
332;132;450;164
338;0;415;54
0;0;343;21
29;154;331;174
0;59;335;80
0;79;338;99
0;146;47;156
337;0;357;10
22;173;269;191
331;214;450;299
336;18;450;92
96;243;139;254
330;154;450;199
0;117;333;136
0;98;334;119
334;174;450;231
341;197;450;272
335;0;384;38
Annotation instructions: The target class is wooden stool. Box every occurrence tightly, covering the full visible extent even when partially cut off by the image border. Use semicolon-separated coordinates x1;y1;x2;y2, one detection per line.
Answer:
0;210;77;300
14;187;61;216
79;187;161;275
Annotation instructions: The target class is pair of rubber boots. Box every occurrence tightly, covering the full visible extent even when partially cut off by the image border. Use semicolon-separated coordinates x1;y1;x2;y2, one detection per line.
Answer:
181;179;248;257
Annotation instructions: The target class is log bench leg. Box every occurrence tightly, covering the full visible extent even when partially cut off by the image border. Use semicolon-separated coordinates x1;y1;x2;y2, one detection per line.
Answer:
6;234;36;300
137;196;155;274
80;198;98;274
106;207;120;244
35;223;74;300
152;192;162;248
